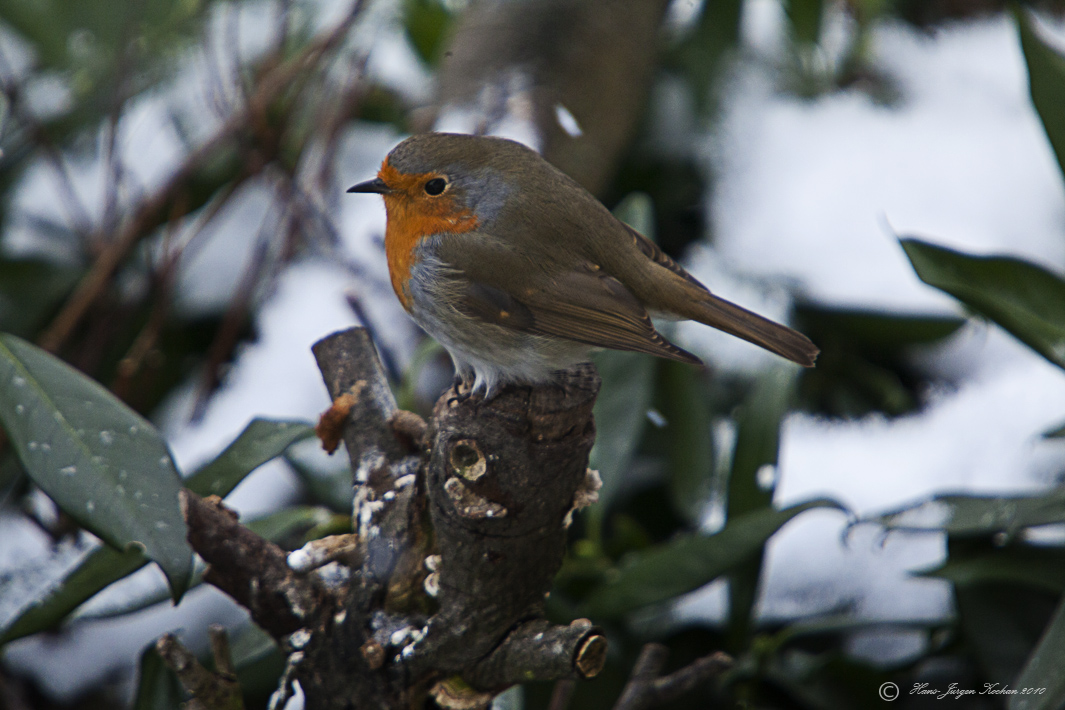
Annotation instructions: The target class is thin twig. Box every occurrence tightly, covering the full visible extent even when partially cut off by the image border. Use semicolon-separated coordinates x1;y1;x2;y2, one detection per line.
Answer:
111;206;181;402
100;0;145;244
0;56;94;237
614;644;668;710
314;52;369;201
345;292;402;383
157;630;244;710
612;643;732;710
189;211;276;422
36;1;365;355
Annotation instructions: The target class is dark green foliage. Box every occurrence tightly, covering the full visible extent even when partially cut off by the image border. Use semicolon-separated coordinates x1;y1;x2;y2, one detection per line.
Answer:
1017;8;1065;180
902;238;1065;370
796;304;965;417
133;644;186;710
0;334;193;598
403;0;454;66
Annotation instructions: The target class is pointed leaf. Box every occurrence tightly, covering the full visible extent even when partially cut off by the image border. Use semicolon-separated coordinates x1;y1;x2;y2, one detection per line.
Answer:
133;644;185;710
1044;418;1065;438
0;258;79;337
185;418;314;498
659;360;714;525
589;349;656;513
871;488;1065;537
583;498;846;617
286;448;354;513
785;0;824;45
0;334;192;598
1;423;315;644
1011;594;1065;710
917;546;1065;594
727;366;797;646
230;621;281;668
0;545;146;644
728;366;797;519
1017;9;1065;182
901;238;1065;370
404;0;453;65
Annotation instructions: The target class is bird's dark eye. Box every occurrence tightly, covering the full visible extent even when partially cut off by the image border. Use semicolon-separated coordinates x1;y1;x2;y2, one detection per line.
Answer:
424;178;447;196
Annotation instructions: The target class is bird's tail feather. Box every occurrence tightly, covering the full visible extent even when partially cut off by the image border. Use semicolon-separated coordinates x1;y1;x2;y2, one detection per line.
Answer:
688;293;819;367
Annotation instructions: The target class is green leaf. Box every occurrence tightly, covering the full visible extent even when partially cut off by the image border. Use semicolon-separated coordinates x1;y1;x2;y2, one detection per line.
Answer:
613;192;656;240
0;258;80;337
229;623;285;697
404;0;452;65
726;366;798;648
785;0;824;45
1011;594;1065;710
917;545;1065;594
246;505;336;543
285;446;353;513
230;622;280;668
1017;9;1065;183
664;0;743;115
0;334;192;598
1044;418;1065;438
658;361;714;526
728;367;796;519
871;488;1065;537
185;418;314;498
958;583;1058;689
0;545;146;644
795;303;965;418
900;238;1065;370
583;498;846;617
589;349;656;515
133;643;185;710
0;423;316;644
797;304;965;348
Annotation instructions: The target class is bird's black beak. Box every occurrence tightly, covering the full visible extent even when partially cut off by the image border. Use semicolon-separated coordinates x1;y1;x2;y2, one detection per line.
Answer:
347;177;392;195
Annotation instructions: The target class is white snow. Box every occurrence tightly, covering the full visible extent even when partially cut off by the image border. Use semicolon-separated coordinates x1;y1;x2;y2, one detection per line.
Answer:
706;9;1065;313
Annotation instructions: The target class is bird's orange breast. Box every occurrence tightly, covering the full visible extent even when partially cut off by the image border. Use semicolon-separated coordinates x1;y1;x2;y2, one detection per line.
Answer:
378;162;479;311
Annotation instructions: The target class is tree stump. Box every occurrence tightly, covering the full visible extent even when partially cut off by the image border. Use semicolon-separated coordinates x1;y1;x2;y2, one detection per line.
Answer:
180;327;606;709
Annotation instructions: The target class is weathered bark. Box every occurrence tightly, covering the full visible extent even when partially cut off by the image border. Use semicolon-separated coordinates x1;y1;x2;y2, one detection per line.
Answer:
180;327;605;709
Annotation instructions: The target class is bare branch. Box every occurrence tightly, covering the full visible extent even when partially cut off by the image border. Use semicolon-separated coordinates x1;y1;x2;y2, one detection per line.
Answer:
180;490;320;638
37;0;367;354
157;628;245;710
613;643;733;710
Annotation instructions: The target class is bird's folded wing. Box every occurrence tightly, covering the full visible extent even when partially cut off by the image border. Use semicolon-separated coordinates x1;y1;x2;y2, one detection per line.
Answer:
621;222;709;291
458;267;702;365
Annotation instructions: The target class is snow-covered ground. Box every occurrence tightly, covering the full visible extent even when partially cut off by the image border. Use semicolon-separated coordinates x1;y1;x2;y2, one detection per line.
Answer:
6;0;1065;696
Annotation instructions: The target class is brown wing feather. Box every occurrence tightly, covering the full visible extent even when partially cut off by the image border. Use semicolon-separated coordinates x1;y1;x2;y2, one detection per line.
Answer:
622;222;708;291
621;223;819;367
459;267;703;366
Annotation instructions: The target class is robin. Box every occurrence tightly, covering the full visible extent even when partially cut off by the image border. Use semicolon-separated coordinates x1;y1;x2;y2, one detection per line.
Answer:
348;133;818;393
